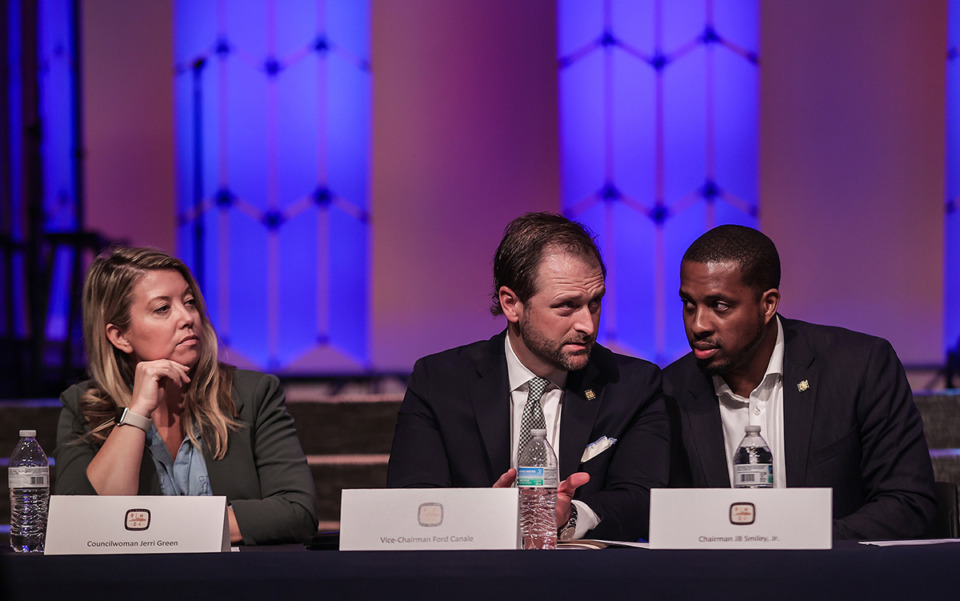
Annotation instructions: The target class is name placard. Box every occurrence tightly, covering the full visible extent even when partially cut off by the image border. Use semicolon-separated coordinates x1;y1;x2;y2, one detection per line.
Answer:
45;495;230;555
649;488;832;550
340;488;519;551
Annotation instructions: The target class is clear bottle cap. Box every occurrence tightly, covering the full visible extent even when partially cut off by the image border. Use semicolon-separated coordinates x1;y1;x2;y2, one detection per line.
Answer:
19;429;37;438
744;425;761;434
530;428;547;438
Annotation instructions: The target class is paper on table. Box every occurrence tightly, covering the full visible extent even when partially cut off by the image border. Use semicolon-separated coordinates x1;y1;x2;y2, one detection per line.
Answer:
558;539;650;550
859;538;960;547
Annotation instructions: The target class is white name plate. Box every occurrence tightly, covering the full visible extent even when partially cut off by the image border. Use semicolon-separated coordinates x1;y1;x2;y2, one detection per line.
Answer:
45;495;230;555
649;488;832;550
340;488;519;551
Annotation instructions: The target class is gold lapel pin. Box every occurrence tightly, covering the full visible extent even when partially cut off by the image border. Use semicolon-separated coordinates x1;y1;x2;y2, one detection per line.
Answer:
797;380;810;392
585;389;596;401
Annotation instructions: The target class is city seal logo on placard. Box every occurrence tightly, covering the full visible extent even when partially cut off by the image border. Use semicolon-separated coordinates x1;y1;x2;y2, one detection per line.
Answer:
124;508;151;531
418;503;443;527
729;502;755;525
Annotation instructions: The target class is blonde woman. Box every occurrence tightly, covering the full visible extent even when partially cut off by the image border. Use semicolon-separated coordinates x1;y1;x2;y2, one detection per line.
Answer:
54;247;318;545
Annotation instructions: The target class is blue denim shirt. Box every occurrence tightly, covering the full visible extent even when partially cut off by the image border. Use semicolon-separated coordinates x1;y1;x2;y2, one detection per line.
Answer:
145;425;212;496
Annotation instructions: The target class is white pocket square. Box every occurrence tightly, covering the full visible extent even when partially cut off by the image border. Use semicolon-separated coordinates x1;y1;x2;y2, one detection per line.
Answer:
581;436;617;463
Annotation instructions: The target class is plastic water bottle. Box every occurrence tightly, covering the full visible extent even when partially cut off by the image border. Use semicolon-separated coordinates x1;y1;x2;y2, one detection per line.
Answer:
517;428;559;549
8;430;50;552
733;425;773;488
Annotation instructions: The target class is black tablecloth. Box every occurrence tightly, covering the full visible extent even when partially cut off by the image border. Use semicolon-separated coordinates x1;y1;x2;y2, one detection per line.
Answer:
3;542;960;601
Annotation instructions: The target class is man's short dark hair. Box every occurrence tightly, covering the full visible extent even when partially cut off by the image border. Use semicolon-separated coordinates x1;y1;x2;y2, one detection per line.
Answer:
682;224;781;292
491;212;606;315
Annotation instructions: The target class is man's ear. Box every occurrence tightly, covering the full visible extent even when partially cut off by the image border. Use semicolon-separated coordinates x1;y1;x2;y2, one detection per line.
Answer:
498;286;523;324
105;324;133;355
761;288;780;324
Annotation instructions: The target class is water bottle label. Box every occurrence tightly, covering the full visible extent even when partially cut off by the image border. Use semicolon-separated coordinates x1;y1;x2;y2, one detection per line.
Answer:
8;466;49;488
517;466;558;488
734;464;773;487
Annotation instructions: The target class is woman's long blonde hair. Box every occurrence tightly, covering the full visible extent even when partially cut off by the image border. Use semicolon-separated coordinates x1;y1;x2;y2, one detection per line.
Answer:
80;247;238;459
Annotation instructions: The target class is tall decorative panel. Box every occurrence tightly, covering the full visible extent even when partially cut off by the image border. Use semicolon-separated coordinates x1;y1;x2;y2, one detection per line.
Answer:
948;0;960;359
37;0;81;342
2;0;83;396
5;0;82;340
2;0;29;346
175;1;370;372
558;0;759;364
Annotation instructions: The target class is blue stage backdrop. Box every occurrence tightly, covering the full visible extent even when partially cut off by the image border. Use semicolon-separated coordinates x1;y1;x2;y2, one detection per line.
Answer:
558;0;759;365
174;0;371;373
3;0;28;344
38;0;80;344
949;0;960;358
2;0;80;345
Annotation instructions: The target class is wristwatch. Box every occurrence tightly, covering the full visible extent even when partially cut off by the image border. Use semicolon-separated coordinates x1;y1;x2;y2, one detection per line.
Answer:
559;504;579;541
117;408;151;432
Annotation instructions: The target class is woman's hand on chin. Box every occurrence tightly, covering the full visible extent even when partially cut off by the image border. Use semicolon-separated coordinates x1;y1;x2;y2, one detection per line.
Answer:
128;359;192;417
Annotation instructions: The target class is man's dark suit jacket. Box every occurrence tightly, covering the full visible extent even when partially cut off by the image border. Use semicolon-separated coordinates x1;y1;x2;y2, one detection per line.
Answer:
664;317;937;540
387;331;670;541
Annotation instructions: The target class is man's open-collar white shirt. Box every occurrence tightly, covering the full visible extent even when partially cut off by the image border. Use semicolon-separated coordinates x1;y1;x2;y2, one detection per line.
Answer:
713;315;787;488
505;335;598;538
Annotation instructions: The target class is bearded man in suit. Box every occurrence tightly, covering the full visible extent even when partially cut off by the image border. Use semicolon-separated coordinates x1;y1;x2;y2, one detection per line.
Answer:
387;212;669;542
665;224;936;540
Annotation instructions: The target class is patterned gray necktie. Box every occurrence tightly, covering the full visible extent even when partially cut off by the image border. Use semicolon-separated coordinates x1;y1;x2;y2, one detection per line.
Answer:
518;377;550;461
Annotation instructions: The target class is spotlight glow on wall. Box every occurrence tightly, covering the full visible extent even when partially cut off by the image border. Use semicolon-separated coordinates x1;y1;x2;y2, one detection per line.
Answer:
558;0;759;364
174;0;371;372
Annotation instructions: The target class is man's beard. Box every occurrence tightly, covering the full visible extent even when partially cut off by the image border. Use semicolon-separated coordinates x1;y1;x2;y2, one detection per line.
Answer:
517;317;594;372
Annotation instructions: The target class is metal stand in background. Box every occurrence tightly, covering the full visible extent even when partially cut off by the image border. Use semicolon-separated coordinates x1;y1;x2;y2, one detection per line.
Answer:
947;342;959;390
1;231;112;399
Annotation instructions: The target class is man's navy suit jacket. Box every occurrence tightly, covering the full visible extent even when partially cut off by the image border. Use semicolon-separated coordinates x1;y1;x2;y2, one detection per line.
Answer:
664;317;937;540
387;331;670;541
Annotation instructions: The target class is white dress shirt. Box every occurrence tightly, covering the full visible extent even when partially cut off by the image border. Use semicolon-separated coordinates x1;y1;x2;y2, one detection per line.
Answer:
714;316;787;489
505;336;600;539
